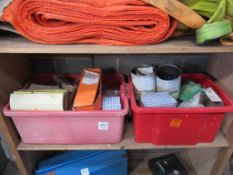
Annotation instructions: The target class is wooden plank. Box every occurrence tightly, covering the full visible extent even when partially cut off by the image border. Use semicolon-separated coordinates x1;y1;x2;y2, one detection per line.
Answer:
0;55;29;144
211;147;232;175
0;55;30;105
17;123;229;151
0;111;31;175
188;148;220;175
0;55;31;175
208;53;233;175
210;114;233;175
0;35;233;54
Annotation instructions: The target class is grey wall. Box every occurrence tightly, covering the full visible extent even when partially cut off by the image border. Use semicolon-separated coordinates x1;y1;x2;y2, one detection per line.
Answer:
30;54;211;74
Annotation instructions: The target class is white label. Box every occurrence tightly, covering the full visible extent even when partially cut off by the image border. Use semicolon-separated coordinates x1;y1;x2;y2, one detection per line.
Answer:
81;168;89;175
98;122;109;130
205;87;222;102
137;67;154;74
82;71;99;85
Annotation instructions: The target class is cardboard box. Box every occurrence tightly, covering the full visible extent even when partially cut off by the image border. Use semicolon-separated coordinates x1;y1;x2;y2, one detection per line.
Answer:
73;68;102;111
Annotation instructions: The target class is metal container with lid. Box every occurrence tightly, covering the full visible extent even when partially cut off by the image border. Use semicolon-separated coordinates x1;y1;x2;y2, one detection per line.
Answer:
157;64;182;99
131;65;156;100
131;65;156;93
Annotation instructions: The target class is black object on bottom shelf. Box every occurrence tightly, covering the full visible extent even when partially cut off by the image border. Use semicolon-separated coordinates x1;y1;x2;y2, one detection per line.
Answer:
148;154;188;175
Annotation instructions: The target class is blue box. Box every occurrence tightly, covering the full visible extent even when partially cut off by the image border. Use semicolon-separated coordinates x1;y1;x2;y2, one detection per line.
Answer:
102;96;122;110
140;92;177;108
35;150;128;175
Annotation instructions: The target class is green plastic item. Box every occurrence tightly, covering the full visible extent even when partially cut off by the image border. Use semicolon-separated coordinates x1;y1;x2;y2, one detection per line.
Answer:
180;81;203;102
181;0;233;44
181;0;219;19
196;19;232;44
181;0;232;23
208;0;226;23
227;0;233;16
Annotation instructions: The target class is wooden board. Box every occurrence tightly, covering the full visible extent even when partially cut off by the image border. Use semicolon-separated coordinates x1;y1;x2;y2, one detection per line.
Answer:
208;53;233;175
0;55;32;175
0;110;32;175
0;35;233;54
17;123;229;151
188;148;220;175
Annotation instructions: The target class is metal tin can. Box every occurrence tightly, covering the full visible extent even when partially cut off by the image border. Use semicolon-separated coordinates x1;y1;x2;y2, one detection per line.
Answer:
131;65;156;100
131;65;156;92
157;64;182;99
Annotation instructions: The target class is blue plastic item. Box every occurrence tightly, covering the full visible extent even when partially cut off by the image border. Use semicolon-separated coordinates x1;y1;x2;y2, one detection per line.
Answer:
140;92;177;108
35;150;128;175
103;96;122;110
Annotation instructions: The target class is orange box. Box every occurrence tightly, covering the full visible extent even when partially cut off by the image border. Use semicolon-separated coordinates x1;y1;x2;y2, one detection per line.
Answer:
75;83;102;111
73;68;102;111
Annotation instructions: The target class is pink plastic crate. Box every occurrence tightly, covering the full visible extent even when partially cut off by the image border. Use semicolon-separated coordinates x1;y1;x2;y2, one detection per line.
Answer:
4;73;129;144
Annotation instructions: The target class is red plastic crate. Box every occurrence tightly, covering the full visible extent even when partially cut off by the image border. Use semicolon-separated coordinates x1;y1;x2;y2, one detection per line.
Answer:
129;73;233;145
3;73;129;144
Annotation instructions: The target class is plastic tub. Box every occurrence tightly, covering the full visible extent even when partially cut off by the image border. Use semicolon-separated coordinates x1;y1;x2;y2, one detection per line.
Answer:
129;73;233;145
4;73;129;144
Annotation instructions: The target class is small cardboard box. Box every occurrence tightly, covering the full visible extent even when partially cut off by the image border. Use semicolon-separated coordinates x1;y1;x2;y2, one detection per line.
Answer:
73;68;102;111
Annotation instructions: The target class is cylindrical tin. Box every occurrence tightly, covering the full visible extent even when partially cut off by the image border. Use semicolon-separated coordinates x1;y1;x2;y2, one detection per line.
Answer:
131;65;156;92
131;65;156;100
157;64;182;99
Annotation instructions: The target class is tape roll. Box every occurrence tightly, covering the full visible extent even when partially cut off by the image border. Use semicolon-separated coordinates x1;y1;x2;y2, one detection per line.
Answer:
196;20;232;45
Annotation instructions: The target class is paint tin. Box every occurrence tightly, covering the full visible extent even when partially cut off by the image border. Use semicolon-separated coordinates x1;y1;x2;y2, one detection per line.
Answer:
131;65;156;100
157;64;182;99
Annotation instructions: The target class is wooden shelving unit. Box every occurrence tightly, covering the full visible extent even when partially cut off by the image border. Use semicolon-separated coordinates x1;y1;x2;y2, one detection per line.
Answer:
17;123;229;151
0;34;233;175
0;35;233;54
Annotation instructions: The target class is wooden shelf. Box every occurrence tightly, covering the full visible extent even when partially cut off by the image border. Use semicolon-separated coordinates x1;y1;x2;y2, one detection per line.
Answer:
17;123;229;151
0;35;232;175
0;34;233;54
